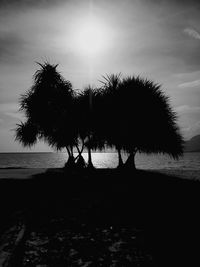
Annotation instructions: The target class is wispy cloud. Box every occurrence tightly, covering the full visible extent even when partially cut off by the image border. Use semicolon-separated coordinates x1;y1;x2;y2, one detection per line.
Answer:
178;79;200;88
182;120;200;139
0;0;65;10
0;33;26;63
0;103;18;111
0;103;22;120
184;27;200;40
175;105;200;114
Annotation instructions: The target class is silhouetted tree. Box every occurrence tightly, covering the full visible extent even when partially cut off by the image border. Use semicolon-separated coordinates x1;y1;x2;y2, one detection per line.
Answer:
75;86;104;168
100;74;126;168
15;120;38;147
113;75;184;169
16;62;76;166
16;62;183;170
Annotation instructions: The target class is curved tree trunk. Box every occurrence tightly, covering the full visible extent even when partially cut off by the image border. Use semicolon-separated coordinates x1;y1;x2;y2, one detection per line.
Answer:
124;149;137;169
76;154;86;169
70;145;74;158
66;146;71;158
87;135;94;168
75;141;85;161
117;148;123;168
75;143;86;168
65;146;75;169
87;146;94;168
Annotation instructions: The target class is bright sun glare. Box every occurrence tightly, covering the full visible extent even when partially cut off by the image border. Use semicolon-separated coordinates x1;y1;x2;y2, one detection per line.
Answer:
71;16;110;57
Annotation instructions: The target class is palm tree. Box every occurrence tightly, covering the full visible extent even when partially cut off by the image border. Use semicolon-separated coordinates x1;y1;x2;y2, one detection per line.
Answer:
16;62;76;166
100;74;126;168
15;120;38;147
117;76;184;169
75;86;98;168
100;74;183;169
16;62;183;170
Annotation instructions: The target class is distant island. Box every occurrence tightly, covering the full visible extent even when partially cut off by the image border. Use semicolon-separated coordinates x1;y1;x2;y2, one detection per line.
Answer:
184;135;200;152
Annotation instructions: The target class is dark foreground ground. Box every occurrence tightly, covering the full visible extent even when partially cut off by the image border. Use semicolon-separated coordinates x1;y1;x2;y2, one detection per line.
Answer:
0;168;200;266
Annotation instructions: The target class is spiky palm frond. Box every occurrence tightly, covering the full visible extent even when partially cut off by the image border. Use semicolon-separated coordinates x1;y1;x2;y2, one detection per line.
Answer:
100;73;122;93
34;62;61;87
16;62;76;152
99;73;184;160
119;76;184;158
15;121;38;147
42;122;78;151
74;86;107;152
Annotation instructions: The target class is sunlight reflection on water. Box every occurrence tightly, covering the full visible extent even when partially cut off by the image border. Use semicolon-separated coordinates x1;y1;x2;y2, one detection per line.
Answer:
0;152;200;170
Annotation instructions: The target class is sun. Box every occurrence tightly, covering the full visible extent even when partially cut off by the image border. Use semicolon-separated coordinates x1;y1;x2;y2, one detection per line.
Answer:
71;16;110;58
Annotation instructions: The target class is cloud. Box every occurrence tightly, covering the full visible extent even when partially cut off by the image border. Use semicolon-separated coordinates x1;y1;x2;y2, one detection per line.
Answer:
4;112;22;120
0;103;18;112
184;27;200;40
178;79;200;88
0;0;66;9
191;120;200;132
0;32;26;63
182;120;200;139
175;105;200;114
0;103;22;120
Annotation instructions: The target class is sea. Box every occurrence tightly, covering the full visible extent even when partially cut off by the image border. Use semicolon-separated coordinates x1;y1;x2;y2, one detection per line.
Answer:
0;152;200;170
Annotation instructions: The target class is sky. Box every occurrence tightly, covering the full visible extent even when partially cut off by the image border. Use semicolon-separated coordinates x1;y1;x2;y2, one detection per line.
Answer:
0;0;200;152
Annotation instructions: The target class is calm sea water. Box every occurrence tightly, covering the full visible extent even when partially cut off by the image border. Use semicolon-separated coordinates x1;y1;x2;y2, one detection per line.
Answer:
0;152;199;170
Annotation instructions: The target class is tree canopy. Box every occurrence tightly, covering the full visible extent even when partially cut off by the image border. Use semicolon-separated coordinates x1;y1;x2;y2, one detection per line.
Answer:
16;62;184;169
16;62;77;162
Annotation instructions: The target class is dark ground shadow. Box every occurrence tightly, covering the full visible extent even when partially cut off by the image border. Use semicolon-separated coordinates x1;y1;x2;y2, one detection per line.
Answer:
0;169;200;266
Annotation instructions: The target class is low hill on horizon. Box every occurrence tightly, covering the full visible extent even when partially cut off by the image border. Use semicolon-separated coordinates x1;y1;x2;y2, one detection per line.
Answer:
184;135;200;152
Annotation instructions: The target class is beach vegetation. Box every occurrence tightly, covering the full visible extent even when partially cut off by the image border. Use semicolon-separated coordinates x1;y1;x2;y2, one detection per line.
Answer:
15;62;183;170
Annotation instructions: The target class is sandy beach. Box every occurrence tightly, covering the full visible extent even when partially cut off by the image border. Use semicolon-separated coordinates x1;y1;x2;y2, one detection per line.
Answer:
0;168;200;266
153;169;200;181
0;167;200;180
0;168;47;180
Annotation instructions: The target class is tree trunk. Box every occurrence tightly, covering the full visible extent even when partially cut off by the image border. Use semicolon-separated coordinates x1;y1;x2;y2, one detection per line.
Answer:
87;135;94;169
66;146;71;158
75;142;84;160
76;154;86;169
124;150;137;169
75;145;81;162
117;148;123;168
75;144;86;168
87;146;94;168
65;146;75;169
70;145;74;158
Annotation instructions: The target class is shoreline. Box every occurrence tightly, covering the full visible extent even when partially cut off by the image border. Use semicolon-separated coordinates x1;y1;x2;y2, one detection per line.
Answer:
0;167;200;180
